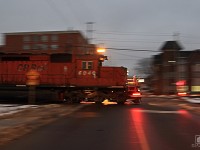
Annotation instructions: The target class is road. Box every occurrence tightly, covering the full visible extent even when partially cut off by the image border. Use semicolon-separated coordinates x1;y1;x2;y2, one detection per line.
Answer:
0;98;200;150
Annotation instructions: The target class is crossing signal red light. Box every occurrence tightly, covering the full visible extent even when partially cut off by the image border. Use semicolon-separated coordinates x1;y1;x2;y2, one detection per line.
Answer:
176;80;186;86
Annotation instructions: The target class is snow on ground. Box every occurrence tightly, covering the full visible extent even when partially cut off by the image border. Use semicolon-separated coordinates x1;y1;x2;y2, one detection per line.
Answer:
182;97;200;104
147;95;200;104
0;96;199;117
0;104;39;117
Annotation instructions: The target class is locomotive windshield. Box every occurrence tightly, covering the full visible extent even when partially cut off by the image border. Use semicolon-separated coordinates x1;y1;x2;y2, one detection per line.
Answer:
82;61;93;70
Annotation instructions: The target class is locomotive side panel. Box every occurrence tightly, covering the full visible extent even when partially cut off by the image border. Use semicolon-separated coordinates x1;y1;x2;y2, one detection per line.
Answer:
47;53;74;86
0;53;79;86
0;54;127;88
99;67;127;87
70;57;99;86
0;61;26;85
0;60;49;85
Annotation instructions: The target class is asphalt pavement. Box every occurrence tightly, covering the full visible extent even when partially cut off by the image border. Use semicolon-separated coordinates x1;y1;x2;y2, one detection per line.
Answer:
0;99;199;150
0;95;199;146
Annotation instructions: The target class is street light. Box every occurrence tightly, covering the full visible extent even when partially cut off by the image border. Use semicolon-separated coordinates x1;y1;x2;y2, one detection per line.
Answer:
97;43;106;53
97;48;106;53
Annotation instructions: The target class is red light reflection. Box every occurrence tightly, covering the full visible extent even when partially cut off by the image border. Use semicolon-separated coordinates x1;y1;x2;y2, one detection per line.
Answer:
177;109;191;118
178;109;188;115
130;108;150;150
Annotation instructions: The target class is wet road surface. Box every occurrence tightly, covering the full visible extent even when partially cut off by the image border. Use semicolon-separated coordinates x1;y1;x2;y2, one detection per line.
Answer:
0;99;200;150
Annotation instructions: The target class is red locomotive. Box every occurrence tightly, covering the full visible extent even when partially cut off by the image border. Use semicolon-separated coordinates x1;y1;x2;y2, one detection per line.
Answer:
0;30;142;103
0;30;128;104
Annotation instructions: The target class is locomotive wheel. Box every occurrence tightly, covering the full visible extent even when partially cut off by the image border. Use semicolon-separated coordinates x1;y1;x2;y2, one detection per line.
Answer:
116;93;126;104
64;97;81;104
134;98;142;105
73;97;81;103
117;101;125;105
64;97;73;103
94;96;104;104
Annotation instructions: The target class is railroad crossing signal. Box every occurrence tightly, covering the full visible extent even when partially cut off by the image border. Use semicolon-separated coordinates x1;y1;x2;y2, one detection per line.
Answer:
26;69;40;86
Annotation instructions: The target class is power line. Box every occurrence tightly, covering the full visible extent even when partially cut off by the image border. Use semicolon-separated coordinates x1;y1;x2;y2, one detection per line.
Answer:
95;30;172;37
111;51;145;59
95;38;163;44
44;0;68;26
96;30;200;43
106;47;159;52
0;44;160;53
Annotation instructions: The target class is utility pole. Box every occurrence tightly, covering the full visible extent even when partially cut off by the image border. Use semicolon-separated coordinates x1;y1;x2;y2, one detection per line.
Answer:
173;32;180;93
173;32;180;41
86;22;94;44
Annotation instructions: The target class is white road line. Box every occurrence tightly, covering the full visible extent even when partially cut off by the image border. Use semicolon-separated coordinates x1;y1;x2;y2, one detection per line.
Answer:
132;109;180;114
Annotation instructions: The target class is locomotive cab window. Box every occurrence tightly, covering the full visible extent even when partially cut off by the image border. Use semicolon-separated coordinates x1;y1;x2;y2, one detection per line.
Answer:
82;61;93;70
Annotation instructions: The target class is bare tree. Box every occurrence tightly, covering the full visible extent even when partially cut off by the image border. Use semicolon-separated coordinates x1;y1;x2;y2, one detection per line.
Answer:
134;58;153;77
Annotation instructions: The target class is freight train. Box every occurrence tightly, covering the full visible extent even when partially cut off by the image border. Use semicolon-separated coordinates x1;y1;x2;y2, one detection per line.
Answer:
0;51;130;104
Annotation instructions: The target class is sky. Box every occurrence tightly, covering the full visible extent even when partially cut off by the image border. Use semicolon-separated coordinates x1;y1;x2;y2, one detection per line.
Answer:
1;0;200;75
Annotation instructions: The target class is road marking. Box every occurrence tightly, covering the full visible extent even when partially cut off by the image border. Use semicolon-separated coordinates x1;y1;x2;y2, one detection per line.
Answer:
132;109;180;114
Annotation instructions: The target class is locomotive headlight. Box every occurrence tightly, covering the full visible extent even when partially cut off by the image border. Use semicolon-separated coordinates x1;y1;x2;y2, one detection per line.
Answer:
99;57;105;61
99;56;108;62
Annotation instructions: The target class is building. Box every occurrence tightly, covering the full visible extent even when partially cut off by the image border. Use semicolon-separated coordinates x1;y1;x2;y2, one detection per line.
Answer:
0;46;3;51
152;41;200;95
0;30;96;55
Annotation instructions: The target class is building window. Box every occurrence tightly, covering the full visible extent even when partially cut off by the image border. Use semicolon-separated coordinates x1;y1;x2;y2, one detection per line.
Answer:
32;44;39;50
178;58;187;64
32;35;39;42
40;44;48;50
192;64;200;72
23;44;30;50
192;72;200;78
41;35;48;42
50;44;58;50
23;36;30;42
192;78;200;85
178;65;186;72
82;61;93;70
51;35;58;42
67;39;73;45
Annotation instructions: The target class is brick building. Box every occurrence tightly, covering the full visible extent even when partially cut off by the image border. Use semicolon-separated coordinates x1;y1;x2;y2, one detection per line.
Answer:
152;41;200;95
0;30;96;55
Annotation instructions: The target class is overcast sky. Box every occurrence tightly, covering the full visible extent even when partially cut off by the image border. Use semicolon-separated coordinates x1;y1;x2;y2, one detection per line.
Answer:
1;0;200;75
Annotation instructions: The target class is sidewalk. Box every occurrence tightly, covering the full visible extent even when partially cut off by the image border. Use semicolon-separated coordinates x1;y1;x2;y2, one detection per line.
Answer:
145;94;200;115
143;94;178;99
0;104;87;145
0;104;39;117
144;94;200;103
181;97;200;104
